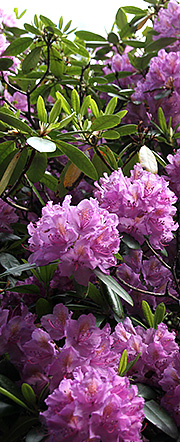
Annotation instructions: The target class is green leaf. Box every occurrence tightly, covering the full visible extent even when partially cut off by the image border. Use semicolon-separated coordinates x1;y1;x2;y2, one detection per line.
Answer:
71;89;80;114
21;383;36;406
26;151;47;182
0;110;32;134
56;91;71;114
116;8;127;31
0;58;13;70
122;6;147;15
105;286;124;319
9;148;28;186
137;383;156;400
158;107;167;133
0;151;23;196
49;99;62;124
142;300;154;328
24;23;42;35
0;375;29;411
36;262;59;286
57;112;76;129
153;303;166;329
123;352;141;375
56;140;98;181
40;172;58;192
7;284;40;295
117;124;137;136
97;145;118;170
22;46;42;74
108;32;119;44
103;130;120;139
92;152;111;178
2;37;33;56
122;39;145;48
40;14;56;27
37;95;47;124
63;19;72;32
145;37;177;53
143;400;178;439
36;298;52;317
62;38;89;58
50;47;64;78
118;349;127;375
0;141;16;166
27;137;56;153
75;30;106;41
26;428;46;442
90;98;99;118
87;282;105;306
80;95;91;116
0;262;37;278
94;269;133;306
104;97;117;115
121;233;140;249
90;115;120;131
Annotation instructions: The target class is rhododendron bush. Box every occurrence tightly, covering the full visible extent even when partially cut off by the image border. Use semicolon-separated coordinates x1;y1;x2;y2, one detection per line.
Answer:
2;1;180;441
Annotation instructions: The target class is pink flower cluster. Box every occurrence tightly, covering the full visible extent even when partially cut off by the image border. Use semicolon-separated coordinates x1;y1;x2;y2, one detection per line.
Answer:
0;198;18;233
153;0;180;51
27;195;120;285
165;148;180;197
94;164;178;249
0;304;145;442
132;49;180;129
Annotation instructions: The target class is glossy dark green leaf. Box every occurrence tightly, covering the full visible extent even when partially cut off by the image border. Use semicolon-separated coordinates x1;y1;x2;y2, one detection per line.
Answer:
3;37;33;56
22;46;42;74
108;32;119;44
57;140;98;181
92;152;111;179
0;262;37;278
137;383;156;400
122;39;145;48
27;151;47;182
50;47;64;78
0;110;32;134
105;286;124;319
117;124;137;136
142;300;154;328
8;284;40;295
116;8;127;31
36;298;52;317
0;375;28;410
26;428;46;442
24;23;42;35
0;141;16;165
94;269;133;306
0;58;13;70
90;115;120;131
121;233;140;249
9;148;28;186
143;400;178;439
118;349;127;375
87;282;105;306
145;37;177;53
153;303;166;329
0;151;25;196
40;172;58;192
21;383;36;405
75;30;106;41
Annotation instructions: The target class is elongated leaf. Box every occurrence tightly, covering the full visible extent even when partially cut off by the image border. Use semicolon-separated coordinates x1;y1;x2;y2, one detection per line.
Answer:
117;124;137;136
8;284;40;295
26;428;46;442
145;37;177;53
40;172;58;192
104;97;117;115
118;349;127;375
0;141;16;166
94;269;133;306
57;112;76;129
0;58;13;70
3;37;33;56
158;107;167;133
123;352;141;375
21;383;36;405
24;23;42;35
90;98;99;118
90;114;120;131
144;400;178;439
0;151;23;196
62;38;89;58
0;262;37;278
57;140;98;180
121;233;140;249
80;95;91;116
122;6;147;15
0;111;32;134
75;30;106;41
142;300;154;328
137;383;156;400
56;91;71;114
49;99;62;124
153;303;166;329
87;282;105;306
27;137;56;153
105;286;124;319
116;8;127;31
103;130;120;139
37;95;47;124
27;151;47;182
3;416;39;442
22;46;42;74
71;89;80;114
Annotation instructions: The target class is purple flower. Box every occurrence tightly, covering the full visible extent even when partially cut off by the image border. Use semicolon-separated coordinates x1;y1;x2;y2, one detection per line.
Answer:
28;195;120;285
94;164;178;249
41;303;72;341
0;198;18;233
153;0;180;51
165;148;180;197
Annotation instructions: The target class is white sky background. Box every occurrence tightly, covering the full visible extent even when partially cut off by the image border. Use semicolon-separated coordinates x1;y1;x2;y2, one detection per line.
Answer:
4;0;148;36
